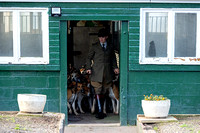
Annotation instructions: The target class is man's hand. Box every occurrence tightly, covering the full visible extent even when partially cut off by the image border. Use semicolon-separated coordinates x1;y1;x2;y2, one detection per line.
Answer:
114;68;119;74
86;70;92;74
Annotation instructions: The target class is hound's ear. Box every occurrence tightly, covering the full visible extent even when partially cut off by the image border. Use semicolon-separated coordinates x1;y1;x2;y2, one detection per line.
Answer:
72;81;76;85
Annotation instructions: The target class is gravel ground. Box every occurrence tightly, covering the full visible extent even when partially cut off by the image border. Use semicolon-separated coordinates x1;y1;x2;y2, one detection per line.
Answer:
0;111;64;133
151;115;200;133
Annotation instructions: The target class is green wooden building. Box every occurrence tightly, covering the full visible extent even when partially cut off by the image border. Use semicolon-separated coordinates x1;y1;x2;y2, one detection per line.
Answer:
0;0;200;125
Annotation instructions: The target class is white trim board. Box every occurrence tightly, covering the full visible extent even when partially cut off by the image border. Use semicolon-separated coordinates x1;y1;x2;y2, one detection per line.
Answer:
151;0;200;3
0;0;151;2
0;0;200;3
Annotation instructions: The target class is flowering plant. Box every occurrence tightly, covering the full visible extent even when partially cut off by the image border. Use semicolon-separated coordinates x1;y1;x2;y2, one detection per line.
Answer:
143;94;168;101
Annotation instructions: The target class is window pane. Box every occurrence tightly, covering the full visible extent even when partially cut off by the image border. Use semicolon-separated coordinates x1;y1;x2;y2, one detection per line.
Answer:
0;12;13;56
20;12;43;57
145;13;168;57
175;13;196;57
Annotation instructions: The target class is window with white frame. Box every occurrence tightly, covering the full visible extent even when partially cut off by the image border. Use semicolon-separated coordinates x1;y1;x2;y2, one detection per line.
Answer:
0;8;49;64
140;8;200;64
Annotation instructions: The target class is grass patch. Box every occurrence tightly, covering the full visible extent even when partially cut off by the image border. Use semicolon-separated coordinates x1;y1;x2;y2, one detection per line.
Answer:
180;124;194;132
180;124;188;128
14;124;27;131
153;126;158;131
0;115;15;123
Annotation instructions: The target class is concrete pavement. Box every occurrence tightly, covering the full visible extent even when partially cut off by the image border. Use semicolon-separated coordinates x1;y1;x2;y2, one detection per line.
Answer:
64;125;137;133
65;113;137;133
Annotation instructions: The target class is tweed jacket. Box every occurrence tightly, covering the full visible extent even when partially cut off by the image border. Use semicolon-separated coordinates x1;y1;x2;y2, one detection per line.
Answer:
86;41;118;83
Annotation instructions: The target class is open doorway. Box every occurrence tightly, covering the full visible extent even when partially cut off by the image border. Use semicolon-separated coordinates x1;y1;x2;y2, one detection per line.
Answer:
67;20;120;125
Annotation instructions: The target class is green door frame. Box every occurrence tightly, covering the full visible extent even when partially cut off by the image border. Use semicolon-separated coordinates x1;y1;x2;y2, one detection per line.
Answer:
60;20;129;125
120;21;129;126
60;20;68;123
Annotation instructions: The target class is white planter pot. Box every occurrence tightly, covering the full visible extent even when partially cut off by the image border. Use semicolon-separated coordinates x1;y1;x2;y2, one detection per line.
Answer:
142;99;170;118
17;94;46;113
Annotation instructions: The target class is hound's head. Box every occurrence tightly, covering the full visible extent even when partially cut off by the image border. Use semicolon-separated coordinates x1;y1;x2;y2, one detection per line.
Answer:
76;82;83;92
80;67;87;75
82;83;91;96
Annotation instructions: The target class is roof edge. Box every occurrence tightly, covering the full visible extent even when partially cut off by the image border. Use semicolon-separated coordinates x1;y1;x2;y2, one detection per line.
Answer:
0;0;200;3
0;0;151;2
151;0;200;3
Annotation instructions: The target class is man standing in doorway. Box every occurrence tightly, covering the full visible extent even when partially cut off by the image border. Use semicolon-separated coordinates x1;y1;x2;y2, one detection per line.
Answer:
86;28;119;119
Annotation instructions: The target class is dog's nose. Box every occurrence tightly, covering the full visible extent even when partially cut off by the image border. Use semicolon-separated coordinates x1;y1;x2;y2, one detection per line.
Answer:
81;89;85;93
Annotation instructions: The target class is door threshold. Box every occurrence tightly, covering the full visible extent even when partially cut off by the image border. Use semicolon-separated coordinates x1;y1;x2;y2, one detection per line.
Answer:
67;123;120;127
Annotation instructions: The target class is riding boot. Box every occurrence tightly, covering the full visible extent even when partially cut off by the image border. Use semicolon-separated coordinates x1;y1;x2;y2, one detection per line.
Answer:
95;94;106;119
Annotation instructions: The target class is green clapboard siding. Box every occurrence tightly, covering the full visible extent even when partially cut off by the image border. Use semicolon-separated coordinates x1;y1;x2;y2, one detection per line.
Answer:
0;2;200;125
0;71;60;112
128;71;200;125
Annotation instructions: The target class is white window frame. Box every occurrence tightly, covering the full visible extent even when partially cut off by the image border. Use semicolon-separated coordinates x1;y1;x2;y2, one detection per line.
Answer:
140;8;200;65
0;7;49;64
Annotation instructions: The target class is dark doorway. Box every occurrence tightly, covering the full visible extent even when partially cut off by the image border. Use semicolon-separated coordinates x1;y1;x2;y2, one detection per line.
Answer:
67;20;120;125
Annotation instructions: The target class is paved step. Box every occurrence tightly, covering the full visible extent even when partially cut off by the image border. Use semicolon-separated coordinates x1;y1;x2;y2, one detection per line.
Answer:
65;125;137;133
